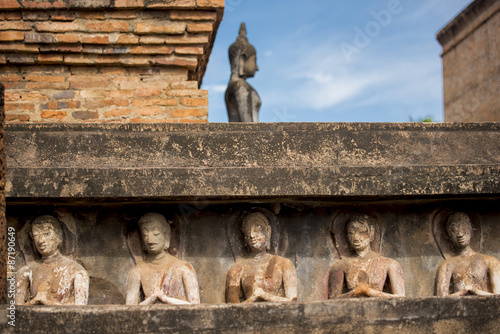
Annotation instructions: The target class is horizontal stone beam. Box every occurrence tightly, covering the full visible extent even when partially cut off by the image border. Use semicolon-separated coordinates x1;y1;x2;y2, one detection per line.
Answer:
2;297;500;333
6;122;500;200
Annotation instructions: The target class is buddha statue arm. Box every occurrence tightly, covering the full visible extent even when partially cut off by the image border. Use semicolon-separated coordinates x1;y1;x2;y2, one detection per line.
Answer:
386;260;405;297
15;266;30;305
234;85;253;122
226;264;243;303
487;257;500;295
328;262;350;298
157;264;200;305
74;269;89;305
125;268;142;305
436;261;454;297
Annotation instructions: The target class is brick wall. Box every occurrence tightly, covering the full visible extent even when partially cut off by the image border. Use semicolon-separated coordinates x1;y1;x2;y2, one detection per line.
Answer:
437;0;499;122
0;0;223;123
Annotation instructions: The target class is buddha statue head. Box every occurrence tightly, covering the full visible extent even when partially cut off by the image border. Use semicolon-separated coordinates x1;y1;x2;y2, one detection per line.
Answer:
228;23;259;79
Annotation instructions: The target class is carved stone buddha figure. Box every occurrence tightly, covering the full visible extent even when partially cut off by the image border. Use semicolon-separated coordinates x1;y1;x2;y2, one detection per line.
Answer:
225;22;261;122
226;212;297;303
126;212;200;305
16;215;89;305
329;214;405;298
435;212;500;296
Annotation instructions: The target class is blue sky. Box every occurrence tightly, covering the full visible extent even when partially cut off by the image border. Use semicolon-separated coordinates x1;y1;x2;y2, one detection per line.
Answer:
201;0;472;122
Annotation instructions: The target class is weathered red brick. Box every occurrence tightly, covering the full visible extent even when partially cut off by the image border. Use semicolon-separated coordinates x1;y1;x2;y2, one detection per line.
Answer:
108;11;137;19
26;82;69;89
135;87;162;97
82;35;110;44
72;111;99;120
109;89;133;98
180;97;207;107
5;92;20;101
50;12;76;21
36;22;80;33
166;89;207;97
58;101;81;109
0;12;21;20
77;12;106;20
6;114;30;122
86;22;130;33
0;21;31;31
134;107;163;116
0;0;21;9
53;91;76;99
21;1;66;9
132;98;177;107
68;75;109;89
164;33;209;45
116;34;139;44
80;90;109;99
40;101;59;110
55;34;81;43
21;92;48;101
130;117;170;123
103;108;132;117
135;22;185;35
6;54;38;64
0;74;22;82
84;99;129;108
71;67;98;74
146;0;195;8
41;110;67;119
25;74;66;82
40;44;83;53
175;46;204;55
152;56;198;70
68;0;111;7
38;54;64;64
5;102;35;111
170;109;207;118
113;76;141;89
139;36;165;44
131;46;174;54
187;23;213;33
0;31;24;41
170;10;217;21
100;67;127;75
171;81;198;89
95;55;123;65
177;119;207;123
119;55;149;66
114;0;144;7
0;43;39;53
196;0;224;8
23;11;50;21
0;54;6;64
64;54;96;65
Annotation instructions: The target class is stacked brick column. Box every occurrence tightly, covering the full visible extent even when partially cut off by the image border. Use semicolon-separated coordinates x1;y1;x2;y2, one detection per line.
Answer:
0;0;223;123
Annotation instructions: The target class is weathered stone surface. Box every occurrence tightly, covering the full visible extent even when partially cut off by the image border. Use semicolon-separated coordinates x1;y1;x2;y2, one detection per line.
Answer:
1;297;499;333
5;122;500;200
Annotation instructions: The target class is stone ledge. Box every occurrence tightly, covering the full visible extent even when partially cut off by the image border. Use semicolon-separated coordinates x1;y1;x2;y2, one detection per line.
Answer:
1;297;499;333
436;0;500;55
5;122;500;200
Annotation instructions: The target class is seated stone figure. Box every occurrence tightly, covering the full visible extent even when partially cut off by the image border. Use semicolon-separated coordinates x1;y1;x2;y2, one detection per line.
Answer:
226;212;297;303
225;23;261;122
15;215;89;305
329;214;405;298
436;212;500;296
126;212;200;305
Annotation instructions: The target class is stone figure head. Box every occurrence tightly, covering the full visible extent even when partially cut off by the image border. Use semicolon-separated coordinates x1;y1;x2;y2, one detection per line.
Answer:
445;212;472;250
30;215;63;257
138;213;171;255
229;23;258;79
241;212;271;252
346;214;375;253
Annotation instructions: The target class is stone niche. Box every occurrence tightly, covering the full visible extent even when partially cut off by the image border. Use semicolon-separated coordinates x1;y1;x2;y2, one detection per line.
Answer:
2;122;500;333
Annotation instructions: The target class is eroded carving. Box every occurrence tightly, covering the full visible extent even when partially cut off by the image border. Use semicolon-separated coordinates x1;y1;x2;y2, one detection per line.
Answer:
225;22;261;122
226;211;297;303
15;215;89;305
435;212;500;296
329;214;405;298
125;213;200;305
